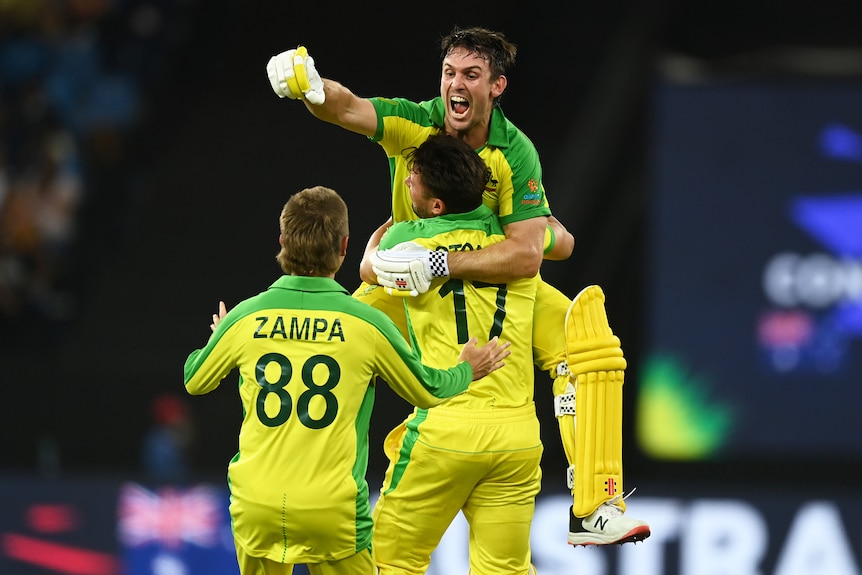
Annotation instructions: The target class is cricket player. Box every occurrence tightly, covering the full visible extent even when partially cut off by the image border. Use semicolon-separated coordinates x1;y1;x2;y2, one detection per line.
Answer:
372;134;541;575
183;186;510;575
266;26;649;547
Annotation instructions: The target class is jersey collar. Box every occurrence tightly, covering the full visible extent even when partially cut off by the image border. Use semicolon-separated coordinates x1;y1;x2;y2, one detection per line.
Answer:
439;204;496;222
269;275;350;295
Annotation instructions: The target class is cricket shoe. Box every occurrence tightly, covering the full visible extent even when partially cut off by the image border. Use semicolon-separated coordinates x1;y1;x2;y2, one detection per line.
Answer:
568;495;651;547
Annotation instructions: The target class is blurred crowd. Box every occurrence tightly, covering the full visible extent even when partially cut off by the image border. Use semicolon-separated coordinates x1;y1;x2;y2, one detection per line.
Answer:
0;0;195;346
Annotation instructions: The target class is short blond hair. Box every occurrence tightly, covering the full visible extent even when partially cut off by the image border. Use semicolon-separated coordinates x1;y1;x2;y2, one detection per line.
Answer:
276;186;348;276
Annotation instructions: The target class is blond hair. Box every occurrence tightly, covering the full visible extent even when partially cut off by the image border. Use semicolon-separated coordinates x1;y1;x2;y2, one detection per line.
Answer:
276;186;348;276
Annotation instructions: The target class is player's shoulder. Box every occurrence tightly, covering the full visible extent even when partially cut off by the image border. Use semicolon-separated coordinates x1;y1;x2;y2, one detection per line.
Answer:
340;288;404;334
371;96;437;120
488;108;540;165
504;122;539;158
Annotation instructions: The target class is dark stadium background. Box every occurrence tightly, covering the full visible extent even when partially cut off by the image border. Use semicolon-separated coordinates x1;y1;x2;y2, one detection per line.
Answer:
3;0;862;494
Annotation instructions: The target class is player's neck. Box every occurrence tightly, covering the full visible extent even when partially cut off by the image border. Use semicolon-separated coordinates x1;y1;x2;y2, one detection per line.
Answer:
448;129;489;152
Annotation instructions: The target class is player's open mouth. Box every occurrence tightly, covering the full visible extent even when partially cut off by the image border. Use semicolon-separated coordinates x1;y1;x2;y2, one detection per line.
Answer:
451;96;469;115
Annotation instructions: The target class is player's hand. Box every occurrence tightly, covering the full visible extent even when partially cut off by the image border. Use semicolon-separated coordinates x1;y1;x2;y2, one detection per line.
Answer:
459;336;511;380
266;46;325;105
371;242;450;297
210;300;227;332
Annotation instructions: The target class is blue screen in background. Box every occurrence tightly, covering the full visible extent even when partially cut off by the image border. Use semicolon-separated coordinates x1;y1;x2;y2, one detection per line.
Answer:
637;77;862;462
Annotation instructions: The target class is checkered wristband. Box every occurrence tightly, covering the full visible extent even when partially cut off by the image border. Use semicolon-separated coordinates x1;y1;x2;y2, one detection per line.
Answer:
428;250;450;278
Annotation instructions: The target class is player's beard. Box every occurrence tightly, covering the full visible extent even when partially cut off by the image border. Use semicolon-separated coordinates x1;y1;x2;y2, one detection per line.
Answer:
412;203;432;219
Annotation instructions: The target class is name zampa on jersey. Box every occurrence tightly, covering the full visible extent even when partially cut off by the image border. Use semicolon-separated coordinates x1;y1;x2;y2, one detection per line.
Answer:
253;315;345;342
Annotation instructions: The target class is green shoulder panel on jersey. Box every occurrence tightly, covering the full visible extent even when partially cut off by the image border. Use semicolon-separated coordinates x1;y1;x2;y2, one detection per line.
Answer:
485;106;552;226
380;206;504;250
183;275;472;402
369;97;439;143
184;277;351;390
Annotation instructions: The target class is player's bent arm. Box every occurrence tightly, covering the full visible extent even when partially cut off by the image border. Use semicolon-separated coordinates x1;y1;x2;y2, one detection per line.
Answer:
374;332;471;408
544;215;575;261
303;79;377;137
183;306;239;395
183;341;234;396
378;337;510;408
447;216;547;283
359;218;393;284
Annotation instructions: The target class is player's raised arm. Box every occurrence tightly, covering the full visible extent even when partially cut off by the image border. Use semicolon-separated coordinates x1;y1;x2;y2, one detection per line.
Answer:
266;46;377;137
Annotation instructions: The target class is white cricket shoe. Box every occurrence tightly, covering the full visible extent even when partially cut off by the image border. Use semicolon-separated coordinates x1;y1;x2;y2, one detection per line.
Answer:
567;495;651;546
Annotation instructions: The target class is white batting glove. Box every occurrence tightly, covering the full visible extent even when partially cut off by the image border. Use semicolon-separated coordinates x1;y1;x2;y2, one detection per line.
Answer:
371;242;450;297
266;48;300;99
266;46;325;105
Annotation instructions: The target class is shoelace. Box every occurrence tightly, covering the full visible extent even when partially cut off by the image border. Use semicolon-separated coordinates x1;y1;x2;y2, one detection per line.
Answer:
601;488;639;517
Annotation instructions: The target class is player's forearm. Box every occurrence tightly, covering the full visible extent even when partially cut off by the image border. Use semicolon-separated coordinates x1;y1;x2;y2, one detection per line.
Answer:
359;219;393;284
303;79;376;137
447;217;546;282
301;78;345;123
447;239;543;283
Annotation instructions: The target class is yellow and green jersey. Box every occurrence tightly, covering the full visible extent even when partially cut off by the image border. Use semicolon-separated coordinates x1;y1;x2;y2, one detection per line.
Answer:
380;205;538;410
183;275;472;564
369;96;553;225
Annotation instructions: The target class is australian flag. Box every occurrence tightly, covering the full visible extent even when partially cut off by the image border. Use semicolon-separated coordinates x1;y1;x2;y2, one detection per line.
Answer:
117;482;239;575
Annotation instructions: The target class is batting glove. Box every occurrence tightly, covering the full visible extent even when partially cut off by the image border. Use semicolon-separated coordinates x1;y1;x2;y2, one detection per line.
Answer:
266;46;325;105
371;242;450;297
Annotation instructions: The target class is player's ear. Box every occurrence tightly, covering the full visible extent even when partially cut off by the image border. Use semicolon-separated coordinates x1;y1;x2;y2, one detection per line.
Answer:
492;74;507;99
340;236;349;256
279;233;284;247
431;198;446;216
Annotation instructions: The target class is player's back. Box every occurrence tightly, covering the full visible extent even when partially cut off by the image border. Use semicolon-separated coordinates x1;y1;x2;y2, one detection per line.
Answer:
183;280;391;561
408;273;536;409
183;275;472;563
385;207;538;410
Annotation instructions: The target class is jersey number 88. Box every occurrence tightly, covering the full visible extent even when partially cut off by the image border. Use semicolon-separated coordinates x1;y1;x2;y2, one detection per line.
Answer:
254;352;340;429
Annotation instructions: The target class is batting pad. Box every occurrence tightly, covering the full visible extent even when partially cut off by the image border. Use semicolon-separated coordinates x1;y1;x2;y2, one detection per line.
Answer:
552;371;577;489
565;285;627;517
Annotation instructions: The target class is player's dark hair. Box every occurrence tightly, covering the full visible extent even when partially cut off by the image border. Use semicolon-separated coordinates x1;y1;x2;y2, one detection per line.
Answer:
277;186;348;276
441;26;517;79
440;26;517;106
407;134;490;215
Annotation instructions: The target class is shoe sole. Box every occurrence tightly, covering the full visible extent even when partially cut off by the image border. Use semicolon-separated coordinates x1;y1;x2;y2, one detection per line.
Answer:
567;525;651;547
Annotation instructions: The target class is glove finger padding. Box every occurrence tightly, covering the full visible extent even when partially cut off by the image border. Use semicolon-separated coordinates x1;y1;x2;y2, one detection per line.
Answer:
265;46;325;104
293;46;311;93
371;257;432;297
371;262;428;297
266;55;283;97
303;57;325;105
371;242;448;297
266;49;302;99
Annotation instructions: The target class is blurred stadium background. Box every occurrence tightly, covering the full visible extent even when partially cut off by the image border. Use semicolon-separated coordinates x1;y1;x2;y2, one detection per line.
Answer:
2;1;862;573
